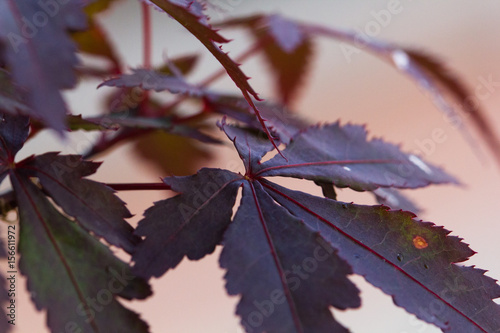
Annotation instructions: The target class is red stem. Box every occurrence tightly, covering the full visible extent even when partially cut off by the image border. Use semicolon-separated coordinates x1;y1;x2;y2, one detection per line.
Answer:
140;2;153;116
141;2;152;69
106;182;171;191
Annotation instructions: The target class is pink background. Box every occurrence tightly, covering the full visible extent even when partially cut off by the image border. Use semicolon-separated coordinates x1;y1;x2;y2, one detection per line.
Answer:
4;1;500;332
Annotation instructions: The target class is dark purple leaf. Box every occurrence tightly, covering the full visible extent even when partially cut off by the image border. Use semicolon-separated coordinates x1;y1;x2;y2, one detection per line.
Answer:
219;120;274;170
11;172;151;333
0;1;87;131
133;123;499;333
0;112;29;160
102;54;199;113
220;181;360;333
0;112;29;184
253;123;458;191
210;96;310;144
133;168;242;279
99;69;205;96
263;180;500;332
19;153;139;253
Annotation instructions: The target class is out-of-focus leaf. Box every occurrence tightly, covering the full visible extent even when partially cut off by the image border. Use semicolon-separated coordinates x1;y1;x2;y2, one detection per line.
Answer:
0;190;17;217
260;31;313;105
133;168;241;278
103;54;199;114
303;23;500;166
72;18;121;70
86;113;221;143
99;68;205;95
20;153;139;253
217;14;314;105
157;54;199;76
85;0;121;16
0;70;29;115
253;123;458;191
0;1;87;131
221;181;360;333
67;114;120;131
401;50;500;164
11;173;151;333
133;130;213;176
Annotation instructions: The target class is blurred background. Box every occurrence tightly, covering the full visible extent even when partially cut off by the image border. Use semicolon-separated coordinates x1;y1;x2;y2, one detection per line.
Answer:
7;0;500;332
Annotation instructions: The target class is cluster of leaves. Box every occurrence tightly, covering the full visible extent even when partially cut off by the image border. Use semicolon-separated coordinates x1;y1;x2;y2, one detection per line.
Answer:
0;0;499;332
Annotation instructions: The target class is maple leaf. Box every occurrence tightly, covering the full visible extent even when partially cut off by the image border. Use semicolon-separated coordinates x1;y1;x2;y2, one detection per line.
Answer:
84;0;122;16
133;121;499;332
133;168;242;278
0;112;151;332
102;54;199;113
72;17;121;73
217;14;314;105
207;95;310;144
400;50;500;164
11;173;151;333
18;153;140;253
0;1;87;131
156;54;199;75
0;70;30;115
132;130;215;176
210;97;422;211
265;180;500;332
231;122;458;191
99;68;206;96
220;181;361;333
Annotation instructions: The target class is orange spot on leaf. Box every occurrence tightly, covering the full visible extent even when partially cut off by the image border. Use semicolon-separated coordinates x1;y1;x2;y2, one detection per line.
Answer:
413;236;428;249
